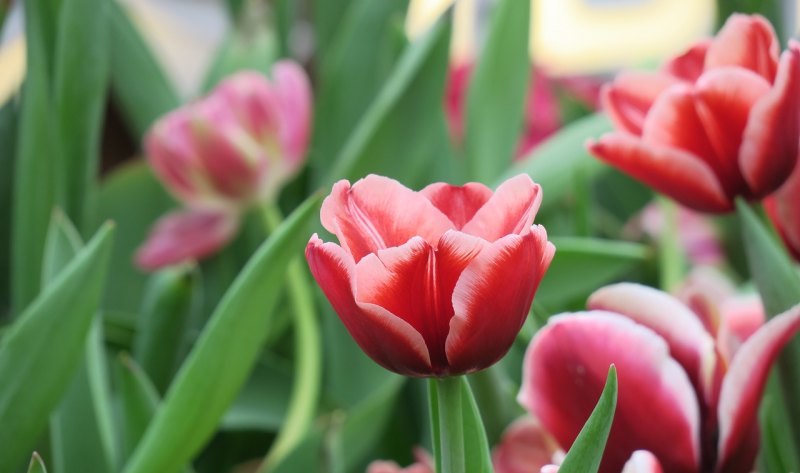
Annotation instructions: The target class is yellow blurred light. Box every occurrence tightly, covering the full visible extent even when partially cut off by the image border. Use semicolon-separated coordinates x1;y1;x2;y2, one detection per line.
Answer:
0;35;25;106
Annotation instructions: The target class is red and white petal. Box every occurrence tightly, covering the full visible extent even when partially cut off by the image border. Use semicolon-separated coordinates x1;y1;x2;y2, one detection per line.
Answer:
420;182;493;229
492;417;564;473
135;208;238;271
601;72;681;135
588;283;717;394
765;162;800;260
461;174;543;242
305;236;432;376
319;176;453;262
739;45;800;198
704;14;779;82
446;226;554;375
621;451;664;473
588;133;731;212
519;312;701;473
662;40;711;82
716;304;800;472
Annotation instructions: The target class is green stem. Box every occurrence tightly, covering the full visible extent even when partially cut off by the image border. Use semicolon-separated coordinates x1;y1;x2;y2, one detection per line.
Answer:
656;196;684;292
257;204;321;472
428;380;442;473
434;376;465;473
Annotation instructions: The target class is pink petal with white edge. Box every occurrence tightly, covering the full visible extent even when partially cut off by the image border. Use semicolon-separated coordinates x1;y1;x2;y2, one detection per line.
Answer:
519;312;701;473
621;451;664;473
587;133;731;212
704;14;779;82
540;466;560;473
319;176;453;262
716;304;800;473
446;226;554;374
305;236;432;376
420;182;493;229
461;174;542;242
587;283;717;396
135;208;239;271
601;72;681;135
492;417;564;473
739;44;800;198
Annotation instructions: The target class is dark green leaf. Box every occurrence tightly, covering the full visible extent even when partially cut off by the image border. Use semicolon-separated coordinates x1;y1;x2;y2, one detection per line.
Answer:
464;0;530;181
558;365;618;473
26;453;48;473
0;101;16;317
121;195;321;473
0;224;114;472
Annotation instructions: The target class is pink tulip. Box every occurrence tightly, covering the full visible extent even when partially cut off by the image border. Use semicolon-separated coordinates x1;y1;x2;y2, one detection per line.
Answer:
366;449;434;473
765;157;800;260
519;283;800;473
306;174;554;377
492;417;564;473
136;61;312;270
588;14;800;212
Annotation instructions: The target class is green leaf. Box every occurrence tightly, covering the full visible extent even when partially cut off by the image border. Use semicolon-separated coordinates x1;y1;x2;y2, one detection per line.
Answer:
133;268;198;394
558;365;618;473
220;353;292;432
114;354;160;463
758;376;800;473
0;223;114;473
53;0;108;230
321;16;452;187
121;195;321;473
464;0;530;181
537;237;650;308
0;101;17;317
26;453;48;473
108;0;180;139
499;113;612;211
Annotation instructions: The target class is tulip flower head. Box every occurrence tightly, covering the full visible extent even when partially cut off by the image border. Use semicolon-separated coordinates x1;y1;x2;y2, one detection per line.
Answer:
136;61;312;270
589;14;800;212
519;283;800;473
765;159;800;260
306;174;555;377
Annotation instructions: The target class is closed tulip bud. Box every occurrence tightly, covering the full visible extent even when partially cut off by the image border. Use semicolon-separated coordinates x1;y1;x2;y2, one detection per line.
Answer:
765;159;800;260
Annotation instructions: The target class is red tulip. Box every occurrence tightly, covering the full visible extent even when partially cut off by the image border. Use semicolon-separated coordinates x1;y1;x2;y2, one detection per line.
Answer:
136;61;312;270
588;14;800;212
765;158;800;260
519;283;800;473
306;174;555;377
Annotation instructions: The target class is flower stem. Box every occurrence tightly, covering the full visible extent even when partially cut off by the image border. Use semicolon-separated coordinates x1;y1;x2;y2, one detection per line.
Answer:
257;204;321;472
434;376;466;473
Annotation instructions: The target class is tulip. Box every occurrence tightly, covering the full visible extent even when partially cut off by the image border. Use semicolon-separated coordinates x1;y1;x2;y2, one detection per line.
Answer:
492;417;564;473
366;449;433;473
765;158;800;260
588;14;800;213
136;61;312;270
306;174;555;377
519;283;800;473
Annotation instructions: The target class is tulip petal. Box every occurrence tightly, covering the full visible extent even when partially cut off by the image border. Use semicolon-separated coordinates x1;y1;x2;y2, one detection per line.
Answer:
214;71;281;143
716;304;800;472
662;40;711;82
306;236;433;376
461;174;543;241
355;234;486;374
492;417;563;473
519;312;701;473
621;451;664;473
320;176;453;262
135;208;239;271
705;14;779;82
588;133;731;212
446;226;554;374
587;283;717;396
739;45;800;197
765;164;800;260
272;61;313;166
146;115;202;204
601;72;681;136
420;182;493;229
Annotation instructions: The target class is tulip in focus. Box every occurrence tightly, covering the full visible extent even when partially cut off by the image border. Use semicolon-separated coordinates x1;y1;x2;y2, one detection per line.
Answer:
765;158;800;260
136;61;312;270
589;14;800;212
519;283;800;473
306;174;555;377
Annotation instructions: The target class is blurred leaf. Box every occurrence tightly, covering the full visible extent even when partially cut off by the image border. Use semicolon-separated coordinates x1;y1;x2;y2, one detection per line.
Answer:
312;0;357;62
94;161;174;314
464;0;530;182
558;366;617;473
220;353;292;431
499;113;611;211
0;101;18;317
537;237;650;308
26;453;48;473
311;0;406;175
759;376;800;473
109;0;180;139
53;0;108;230
269;428;325;473
0;224;113;472
327;377;406;473
45;213;117;473
12;0;59;314
321;16;452;187
134;269;198;394
114;354;159;463
121;195;321;473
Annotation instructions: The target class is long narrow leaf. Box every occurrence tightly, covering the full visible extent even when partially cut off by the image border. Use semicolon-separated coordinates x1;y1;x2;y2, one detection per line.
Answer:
26;453;48;473
121;195;321;473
